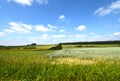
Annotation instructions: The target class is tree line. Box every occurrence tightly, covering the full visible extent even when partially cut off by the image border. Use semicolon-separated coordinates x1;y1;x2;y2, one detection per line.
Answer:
61;40;120;45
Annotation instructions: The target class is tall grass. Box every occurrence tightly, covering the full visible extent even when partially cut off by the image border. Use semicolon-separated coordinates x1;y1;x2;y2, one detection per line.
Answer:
0;49;120;81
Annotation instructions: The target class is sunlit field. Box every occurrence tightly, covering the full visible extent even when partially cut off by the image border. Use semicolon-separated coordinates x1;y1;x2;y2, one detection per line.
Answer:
0;47;120;81
48;47;120;59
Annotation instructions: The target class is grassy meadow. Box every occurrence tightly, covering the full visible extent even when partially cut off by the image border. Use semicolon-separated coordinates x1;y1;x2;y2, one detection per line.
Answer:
0;45;120;81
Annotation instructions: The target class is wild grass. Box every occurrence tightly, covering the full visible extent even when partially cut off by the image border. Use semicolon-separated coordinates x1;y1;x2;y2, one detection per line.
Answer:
0;49;120;81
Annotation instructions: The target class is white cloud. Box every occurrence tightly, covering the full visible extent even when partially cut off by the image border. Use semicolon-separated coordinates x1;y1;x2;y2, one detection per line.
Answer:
48;24;57;29
29;37;37;43
59;29;65;32
35;0;48;4
88;32;120;41
94;0;120;16
68;34;87;38
75;34;86;38
113;32;120;36
93;35;101;38
8;0;33;6
51;34;66;38
7;0;48;6
0;37;31;46
4;29;14;33
88;35;112;41
4;22;32;34
35;24;57;32
90;32;95;35
47;24;57;31
76;25;86;31
4;22;57;34
41;33;50;39
58;15;66;22
35;25;49;32
0;32;5;36
68;35;73;38
59;15;65;20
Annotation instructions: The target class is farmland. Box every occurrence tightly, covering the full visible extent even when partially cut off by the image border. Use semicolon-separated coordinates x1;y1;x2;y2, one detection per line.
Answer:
0;46;120;81
49;47;120;59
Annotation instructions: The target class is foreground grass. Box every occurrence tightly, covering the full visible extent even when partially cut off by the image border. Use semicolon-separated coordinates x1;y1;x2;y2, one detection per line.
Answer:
0;50;120;81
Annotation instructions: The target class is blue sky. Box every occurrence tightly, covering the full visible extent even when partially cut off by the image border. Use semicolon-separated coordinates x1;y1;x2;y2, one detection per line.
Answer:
0;0;120;45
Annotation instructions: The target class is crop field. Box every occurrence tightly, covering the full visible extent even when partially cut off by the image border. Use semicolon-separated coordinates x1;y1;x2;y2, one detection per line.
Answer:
48;47;120;59
0;47;120;81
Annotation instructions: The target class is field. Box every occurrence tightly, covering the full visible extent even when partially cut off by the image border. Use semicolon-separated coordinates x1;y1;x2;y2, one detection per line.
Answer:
49;47;120;59
0;47;120;81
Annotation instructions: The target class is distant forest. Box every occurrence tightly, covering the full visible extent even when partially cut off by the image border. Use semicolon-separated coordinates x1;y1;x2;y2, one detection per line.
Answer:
61;40;120;45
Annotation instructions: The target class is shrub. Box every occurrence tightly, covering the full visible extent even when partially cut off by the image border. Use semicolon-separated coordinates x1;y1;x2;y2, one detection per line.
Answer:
31;43;37;46
49;43;62;50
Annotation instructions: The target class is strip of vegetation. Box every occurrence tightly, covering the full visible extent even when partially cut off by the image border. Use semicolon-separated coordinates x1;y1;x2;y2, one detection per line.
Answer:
62;40;120;48
62;40;120;45
0;49;120;81
0;57;120;81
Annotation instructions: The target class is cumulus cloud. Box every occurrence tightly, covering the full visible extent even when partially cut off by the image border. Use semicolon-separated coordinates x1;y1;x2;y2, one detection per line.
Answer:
7;0;48;6
7;0;33;6
0;32;5;36
68;35;73;38
90;32;95;35
59;29;65;32
75;34;86;38
59;15;65;20
87;34;116;41
41;33;50;39
35;24;57;32
94;0;120;16
48;24;57;29
51;34;66;38
47;24;57;31
58;15;66;22
35;25;49;32
76;25;86;31
88;32;120;41
4;22;32;34
4;22;57;34
35;0;48;4
113;32;120;36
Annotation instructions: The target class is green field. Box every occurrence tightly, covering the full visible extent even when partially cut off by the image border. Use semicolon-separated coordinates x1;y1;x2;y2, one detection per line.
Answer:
49;47;120;59
0;47;120;81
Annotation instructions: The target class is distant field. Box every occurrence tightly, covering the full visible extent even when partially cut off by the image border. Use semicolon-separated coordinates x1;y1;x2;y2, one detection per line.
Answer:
0;44;56;50
0;47;120;81
49;47;120;59
36;45;56;50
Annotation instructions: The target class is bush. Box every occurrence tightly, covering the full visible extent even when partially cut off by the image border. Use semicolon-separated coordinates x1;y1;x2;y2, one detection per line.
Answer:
31;43;37;46
49;43;62;50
